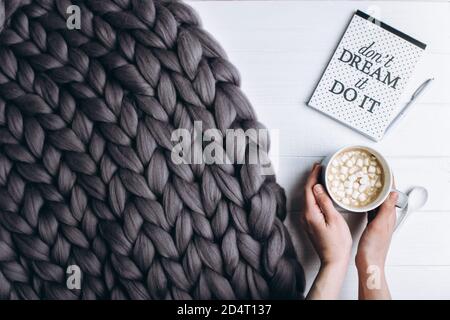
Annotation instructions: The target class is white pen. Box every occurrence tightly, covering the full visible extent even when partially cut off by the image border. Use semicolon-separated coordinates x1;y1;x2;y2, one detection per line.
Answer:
384;78;434;136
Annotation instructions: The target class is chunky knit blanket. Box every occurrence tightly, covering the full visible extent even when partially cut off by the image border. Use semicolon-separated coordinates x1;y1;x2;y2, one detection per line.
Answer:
0;0;304;299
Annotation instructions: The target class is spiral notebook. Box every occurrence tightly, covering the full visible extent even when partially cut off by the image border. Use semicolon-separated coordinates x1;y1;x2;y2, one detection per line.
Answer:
308;10;426;141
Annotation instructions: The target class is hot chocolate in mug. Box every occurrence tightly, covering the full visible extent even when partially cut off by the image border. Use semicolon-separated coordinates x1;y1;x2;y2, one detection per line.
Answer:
321;145;408;213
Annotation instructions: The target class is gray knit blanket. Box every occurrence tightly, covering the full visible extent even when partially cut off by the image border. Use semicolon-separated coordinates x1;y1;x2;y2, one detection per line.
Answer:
0;0;304;299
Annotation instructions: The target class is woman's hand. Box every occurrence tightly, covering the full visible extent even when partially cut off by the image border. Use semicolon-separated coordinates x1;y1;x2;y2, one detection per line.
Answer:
356;191;397;268
302;163;352;299
355;191;398;300
301;163;352;268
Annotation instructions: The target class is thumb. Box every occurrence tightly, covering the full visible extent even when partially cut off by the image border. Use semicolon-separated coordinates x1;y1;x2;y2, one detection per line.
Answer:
313;184;338;220
373;191;398;222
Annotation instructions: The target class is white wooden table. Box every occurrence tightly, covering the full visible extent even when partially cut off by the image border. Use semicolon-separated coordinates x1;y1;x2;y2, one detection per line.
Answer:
189;0;450;299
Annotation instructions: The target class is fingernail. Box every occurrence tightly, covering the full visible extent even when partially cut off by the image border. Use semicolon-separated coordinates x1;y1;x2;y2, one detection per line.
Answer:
313;184;324;195
390;192;399;201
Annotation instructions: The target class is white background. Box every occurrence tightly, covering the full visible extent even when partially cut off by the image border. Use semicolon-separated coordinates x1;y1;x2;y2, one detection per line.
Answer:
188;0;450;299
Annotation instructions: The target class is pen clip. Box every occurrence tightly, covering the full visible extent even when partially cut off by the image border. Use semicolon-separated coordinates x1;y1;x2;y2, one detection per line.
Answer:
384;77;434;136
410;78;434;101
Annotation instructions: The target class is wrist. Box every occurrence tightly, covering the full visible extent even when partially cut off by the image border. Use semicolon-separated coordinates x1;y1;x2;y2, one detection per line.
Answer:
321;258;350;273
355;254;385;272
307;259;349;300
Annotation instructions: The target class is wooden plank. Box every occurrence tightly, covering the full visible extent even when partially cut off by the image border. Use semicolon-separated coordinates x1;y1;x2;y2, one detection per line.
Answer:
188;0;450;299
190;0;450;156
191;0;449;2
275;156;450;212
338;266;450;299
190;0;450;117
290;210;450;298
236;52;450;105
259;103;450;157
285;210;450;268
190;1;450;54
302;264;450;299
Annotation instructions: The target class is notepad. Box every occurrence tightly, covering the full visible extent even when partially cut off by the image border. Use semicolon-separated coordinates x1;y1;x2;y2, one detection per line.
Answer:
308;10;426;141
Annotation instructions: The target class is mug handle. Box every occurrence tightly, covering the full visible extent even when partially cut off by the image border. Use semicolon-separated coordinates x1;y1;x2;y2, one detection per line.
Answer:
392;188;408;209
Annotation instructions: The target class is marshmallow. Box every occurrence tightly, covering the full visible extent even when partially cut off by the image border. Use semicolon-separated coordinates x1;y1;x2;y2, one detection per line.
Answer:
349;166;359;174
360;175;369;185
358;193;367;202
327;149;384;209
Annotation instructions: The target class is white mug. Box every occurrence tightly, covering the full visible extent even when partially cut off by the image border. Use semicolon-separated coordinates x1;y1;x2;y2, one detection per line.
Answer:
321;145;408;213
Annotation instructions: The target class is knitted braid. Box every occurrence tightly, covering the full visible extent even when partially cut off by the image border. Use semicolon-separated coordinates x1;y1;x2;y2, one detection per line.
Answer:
0;6;155;298
0;0;305;299
0;3;120;299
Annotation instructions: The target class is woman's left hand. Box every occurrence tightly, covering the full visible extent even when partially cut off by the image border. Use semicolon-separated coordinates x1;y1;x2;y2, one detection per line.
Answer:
301;163;353;268
302;163;353;300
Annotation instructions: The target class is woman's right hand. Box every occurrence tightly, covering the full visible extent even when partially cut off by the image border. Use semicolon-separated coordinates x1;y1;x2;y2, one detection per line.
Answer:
355;191;398;300
356;191;398;269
